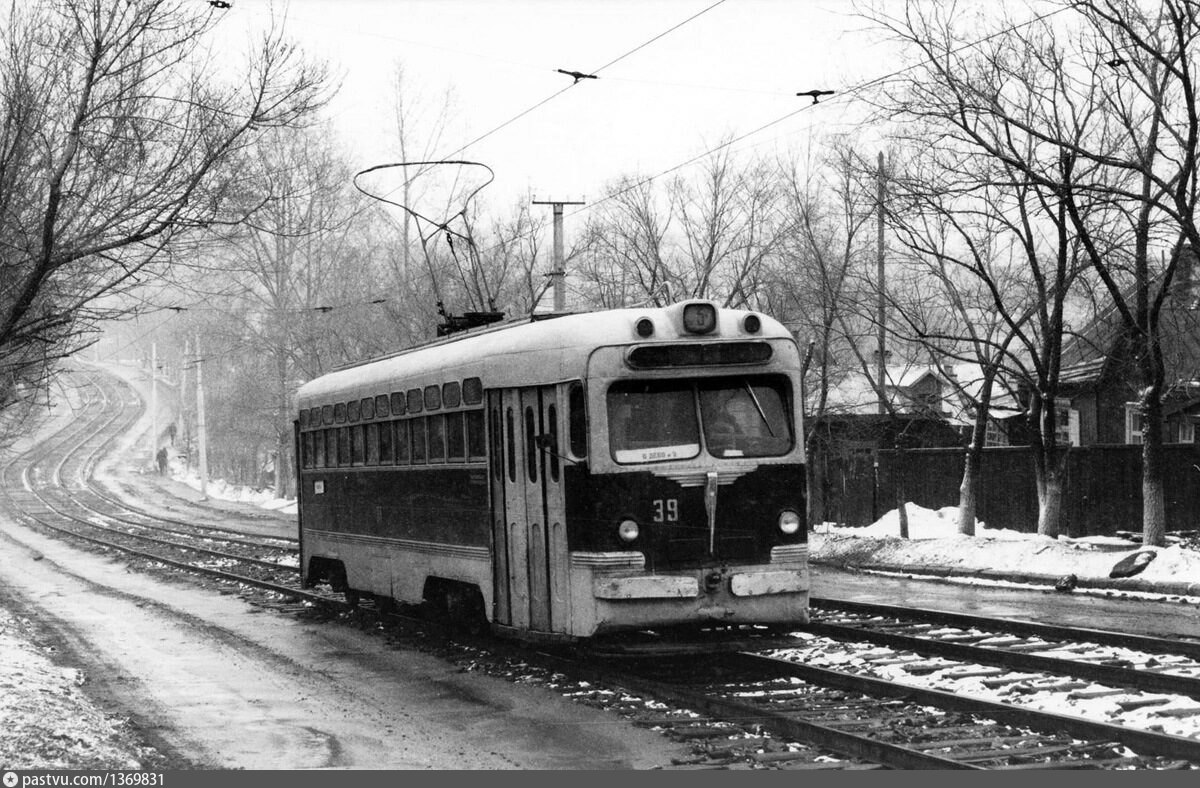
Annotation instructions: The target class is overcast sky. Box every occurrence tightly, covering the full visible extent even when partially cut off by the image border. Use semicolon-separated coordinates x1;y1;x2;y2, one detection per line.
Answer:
223;0;892;212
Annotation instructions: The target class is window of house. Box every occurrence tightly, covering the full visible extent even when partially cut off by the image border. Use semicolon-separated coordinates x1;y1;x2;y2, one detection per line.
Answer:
1054;399;1079;447
1181;419;1196;444
984;418;1009;447
1125;403;1143;444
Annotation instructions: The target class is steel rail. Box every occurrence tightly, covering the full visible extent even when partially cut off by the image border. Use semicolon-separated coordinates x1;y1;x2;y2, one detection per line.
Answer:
811;597;1200;659
731;652;1200;763
804;618;1200;700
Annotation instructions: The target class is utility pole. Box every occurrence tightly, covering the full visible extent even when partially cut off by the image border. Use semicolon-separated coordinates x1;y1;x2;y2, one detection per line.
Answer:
195;336;208;501
533;198;584;312
876;151;887;415
180;337;190;472
150;342;158;463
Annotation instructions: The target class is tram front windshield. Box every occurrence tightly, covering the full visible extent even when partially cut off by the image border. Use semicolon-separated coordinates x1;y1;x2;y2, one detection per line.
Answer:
608;376;793;463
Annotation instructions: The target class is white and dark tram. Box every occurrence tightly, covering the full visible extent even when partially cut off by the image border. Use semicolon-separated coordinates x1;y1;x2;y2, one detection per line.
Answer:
294;300;810;641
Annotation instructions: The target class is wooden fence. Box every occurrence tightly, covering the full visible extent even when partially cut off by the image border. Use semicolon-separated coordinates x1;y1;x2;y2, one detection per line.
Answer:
810;443;1200;537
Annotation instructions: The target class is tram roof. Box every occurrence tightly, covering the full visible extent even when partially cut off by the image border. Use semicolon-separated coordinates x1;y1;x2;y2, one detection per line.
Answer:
296;302;794;407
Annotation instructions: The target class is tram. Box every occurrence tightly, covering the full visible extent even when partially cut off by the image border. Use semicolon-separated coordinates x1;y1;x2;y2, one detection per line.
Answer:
294;300;809;640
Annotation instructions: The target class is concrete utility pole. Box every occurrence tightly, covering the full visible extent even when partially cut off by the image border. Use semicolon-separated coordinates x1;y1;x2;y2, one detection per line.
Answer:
876;151;887;415
150;342;158;461
195;337;208;501
533;198;584;312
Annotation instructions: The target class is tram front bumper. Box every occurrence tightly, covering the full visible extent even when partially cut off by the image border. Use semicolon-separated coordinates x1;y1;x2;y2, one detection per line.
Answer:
591;568;805;599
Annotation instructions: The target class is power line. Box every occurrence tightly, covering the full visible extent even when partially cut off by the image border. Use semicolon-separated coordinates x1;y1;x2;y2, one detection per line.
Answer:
436;0;730;163
482;3;1075;258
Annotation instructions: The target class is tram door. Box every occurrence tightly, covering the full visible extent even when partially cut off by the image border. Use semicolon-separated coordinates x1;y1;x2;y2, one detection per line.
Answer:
489;386;569;633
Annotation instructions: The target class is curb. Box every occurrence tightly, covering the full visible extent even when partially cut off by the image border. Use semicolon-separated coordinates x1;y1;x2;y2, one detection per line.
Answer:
810;558;1200;599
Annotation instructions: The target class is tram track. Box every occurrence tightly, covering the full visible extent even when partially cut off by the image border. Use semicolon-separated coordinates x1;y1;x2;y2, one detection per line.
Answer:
538;642;1200;769
0;366;327;609
803;597;1200;700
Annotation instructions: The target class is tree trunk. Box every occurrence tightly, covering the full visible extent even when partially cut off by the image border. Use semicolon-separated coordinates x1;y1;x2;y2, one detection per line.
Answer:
957;450;979;536
1037;466;1064;538
958;391;992;536
1142;396;1167;546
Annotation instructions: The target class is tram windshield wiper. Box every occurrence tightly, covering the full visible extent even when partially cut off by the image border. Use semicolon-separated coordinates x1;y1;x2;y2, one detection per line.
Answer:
742;382;775;437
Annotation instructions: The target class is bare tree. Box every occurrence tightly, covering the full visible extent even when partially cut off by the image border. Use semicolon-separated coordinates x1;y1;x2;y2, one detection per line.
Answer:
577;147;786;307
0;0;328;423
213;125;379;497
862;0;1198;543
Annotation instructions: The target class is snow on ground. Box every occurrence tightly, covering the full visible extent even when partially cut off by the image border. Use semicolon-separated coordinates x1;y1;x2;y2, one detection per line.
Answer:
168;463;297;515
810;503;1200;600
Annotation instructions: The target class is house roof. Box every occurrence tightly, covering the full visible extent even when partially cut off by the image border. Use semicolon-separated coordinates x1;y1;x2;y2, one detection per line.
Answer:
819;360;1021;424
1060;244;1200;386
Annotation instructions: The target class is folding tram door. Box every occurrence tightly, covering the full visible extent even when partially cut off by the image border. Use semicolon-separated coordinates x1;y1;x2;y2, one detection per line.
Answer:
488;386;570;635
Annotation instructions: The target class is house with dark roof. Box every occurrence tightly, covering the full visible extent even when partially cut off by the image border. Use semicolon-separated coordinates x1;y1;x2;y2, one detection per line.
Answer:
1054;247;1200;446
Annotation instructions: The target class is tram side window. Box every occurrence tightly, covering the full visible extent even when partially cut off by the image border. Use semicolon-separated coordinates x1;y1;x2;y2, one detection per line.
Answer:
505;408;516;482
468;410;486;458
302;432;313;469
411;418;428;463
365;422;380;465
446;412;466;460
379;420;394;464
314;430;326;469
325;428;337;467
428;414;446;463
350;425;364;464
374;394;389;418
390;392;405;416
524;406;538;482
462;377;483;405
568;382;587;458
490;407;503;479
547;404;560;481
394;420;411;465
337;426;351;466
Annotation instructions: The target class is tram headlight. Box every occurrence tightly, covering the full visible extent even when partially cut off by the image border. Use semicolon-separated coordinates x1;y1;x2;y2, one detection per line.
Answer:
635;317;655;338
778;509;802;535
618;518;640;543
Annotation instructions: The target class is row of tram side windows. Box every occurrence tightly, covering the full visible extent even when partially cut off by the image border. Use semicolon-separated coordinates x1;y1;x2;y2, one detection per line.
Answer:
298;378;484;431
300;410;486;469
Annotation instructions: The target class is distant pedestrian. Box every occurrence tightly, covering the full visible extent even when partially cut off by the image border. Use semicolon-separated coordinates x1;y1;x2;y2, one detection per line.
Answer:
167;422;176;445
156;447;168;475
